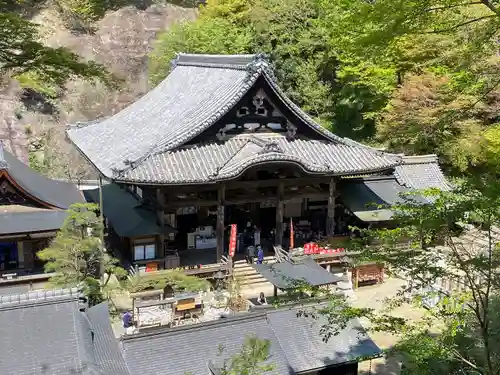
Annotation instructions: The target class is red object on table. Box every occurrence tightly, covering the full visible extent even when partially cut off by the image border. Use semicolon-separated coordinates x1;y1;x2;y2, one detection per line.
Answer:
303;242;345;255
228;224;237;257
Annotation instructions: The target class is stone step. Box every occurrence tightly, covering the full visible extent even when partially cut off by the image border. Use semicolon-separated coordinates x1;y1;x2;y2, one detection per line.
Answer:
234;269;261;277
233;258;275;268
241;278;272;287
237;273;268;282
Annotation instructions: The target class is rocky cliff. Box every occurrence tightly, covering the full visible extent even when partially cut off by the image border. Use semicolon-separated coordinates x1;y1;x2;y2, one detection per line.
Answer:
0;3;196;178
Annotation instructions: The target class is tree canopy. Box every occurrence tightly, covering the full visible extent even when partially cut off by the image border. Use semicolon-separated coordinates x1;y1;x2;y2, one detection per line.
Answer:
1;0;116;92
151;0;500;175
38;203;126;305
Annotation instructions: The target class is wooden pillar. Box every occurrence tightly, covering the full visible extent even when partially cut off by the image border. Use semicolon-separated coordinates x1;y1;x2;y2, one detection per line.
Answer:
156;188;165;260
216;184;226;262
326;177;336;238
275;182;284;246
98;176;105;286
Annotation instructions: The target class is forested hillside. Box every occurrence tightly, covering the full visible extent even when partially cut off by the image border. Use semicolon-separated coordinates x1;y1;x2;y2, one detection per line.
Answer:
152;0;500;176
2;0;500;178
0;0;196;179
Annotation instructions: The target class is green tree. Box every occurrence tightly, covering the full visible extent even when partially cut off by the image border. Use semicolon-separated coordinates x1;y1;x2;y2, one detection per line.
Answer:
150;0;396;139
127;268;209;293
344;175;500;374
38;203;126;305
216;335;275;375
1;0;115;92
318;0;500;173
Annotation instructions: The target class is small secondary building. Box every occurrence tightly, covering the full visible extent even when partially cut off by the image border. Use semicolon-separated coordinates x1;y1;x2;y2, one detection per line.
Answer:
0;287;381;375
121;304;381;375
67;53;449;276
0;142;84;280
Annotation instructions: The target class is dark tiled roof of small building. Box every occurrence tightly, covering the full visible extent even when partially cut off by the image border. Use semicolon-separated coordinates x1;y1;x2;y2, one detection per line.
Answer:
252;257;343;289
339;176;430;222
0;288;102;375
67;53;401;180
87;303;131;375
120;134;400;184
0;208;68;235
266;309;381;373
120;306;381;375
121;313;292;375
84;184;175;237
0;142;84;209
0;288;130;375
395;155;450;191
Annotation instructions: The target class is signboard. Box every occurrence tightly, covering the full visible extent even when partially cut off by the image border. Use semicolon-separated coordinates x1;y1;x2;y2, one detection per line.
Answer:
303;242;345;255
145;262;158;272
228;224;237;257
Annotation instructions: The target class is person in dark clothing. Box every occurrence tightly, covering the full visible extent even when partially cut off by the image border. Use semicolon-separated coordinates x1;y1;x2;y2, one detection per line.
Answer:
122;311;133;328
247;245;255;264
256;245;264;264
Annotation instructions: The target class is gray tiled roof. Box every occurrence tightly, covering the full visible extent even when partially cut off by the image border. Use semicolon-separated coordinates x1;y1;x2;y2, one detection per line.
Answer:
252;257;342;289
67;54;401;180
121;134;400;184
0;288;102;375
266;309;381;373
87;303;131;375
121;313;292;375
84;184;175;237
395;155;450;191
0;209;68;235
0;142;84;209
339;176;429;222
120;306;381;375
0;288;129;375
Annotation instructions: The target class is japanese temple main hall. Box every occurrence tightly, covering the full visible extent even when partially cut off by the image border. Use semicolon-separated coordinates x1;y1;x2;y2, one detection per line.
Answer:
67;53;449;273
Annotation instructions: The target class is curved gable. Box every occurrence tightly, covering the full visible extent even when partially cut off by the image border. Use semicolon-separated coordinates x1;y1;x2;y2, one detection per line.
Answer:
0;143;84;209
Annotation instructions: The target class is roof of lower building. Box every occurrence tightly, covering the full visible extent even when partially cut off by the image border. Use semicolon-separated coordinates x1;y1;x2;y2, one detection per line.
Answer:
0;207;69;235
84;184;176;238
252;257;343;289
0;142;84;209
395;154;451;191
87;303;132;375
67;53;402;181
339;176;430;222
0;288;130;375
119;133;399;184
120;306;381;375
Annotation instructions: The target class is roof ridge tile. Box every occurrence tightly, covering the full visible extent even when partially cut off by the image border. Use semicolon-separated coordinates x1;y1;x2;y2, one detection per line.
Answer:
0;287;82;309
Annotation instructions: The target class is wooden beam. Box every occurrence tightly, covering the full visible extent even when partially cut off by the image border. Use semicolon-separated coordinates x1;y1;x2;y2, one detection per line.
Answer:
326;178;336;238
216;184;226;262
163;177;331;195
165;192;329;208
156;188;165;260
275;182;284;246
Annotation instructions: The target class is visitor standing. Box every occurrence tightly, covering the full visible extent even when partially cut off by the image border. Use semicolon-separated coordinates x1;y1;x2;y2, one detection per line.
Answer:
247;245;255;264
256;245;264;264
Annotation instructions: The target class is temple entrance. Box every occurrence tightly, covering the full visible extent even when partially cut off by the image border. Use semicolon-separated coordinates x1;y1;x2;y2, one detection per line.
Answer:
163;164;373;267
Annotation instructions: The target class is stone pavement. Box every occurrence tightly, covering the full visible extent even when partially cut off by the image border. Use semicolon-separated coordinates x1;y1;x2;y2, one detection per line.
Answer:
355;278;427;375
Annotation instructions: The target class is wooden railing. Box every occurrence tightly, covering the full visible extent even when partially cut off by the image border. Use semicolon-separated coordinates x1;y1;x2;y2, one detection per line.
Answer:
273;245;290;263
